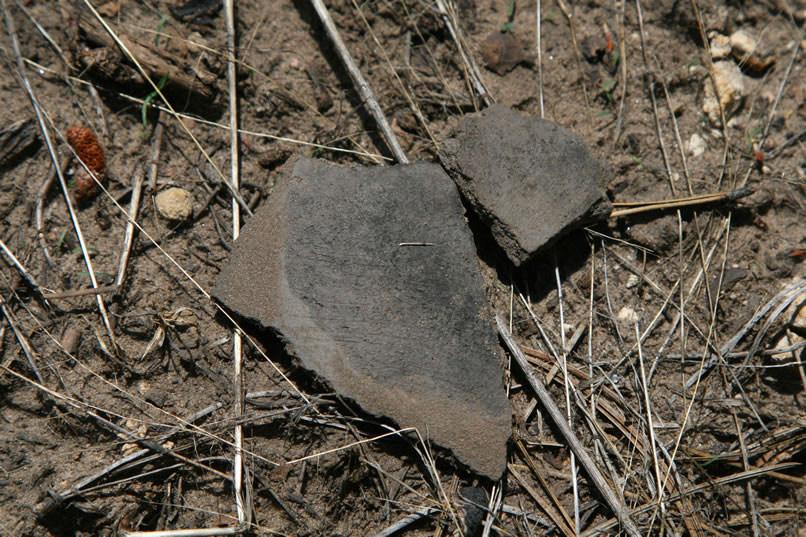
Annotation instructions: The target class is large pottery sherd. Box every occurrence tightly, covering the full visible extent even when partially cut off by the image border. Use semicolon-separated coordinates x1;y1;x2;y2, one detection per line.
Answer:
440;104;613;266
213;158;511;478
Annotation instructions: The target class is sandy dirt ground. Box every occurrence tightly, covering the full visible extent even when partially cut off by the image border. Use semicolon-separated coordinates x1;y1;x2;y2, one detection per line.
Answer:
1;0;805;535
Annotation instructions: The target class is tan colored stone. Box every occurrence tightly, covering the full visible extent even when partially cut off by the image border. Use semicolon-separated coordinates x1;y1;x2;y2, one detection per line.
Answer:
709;33;731;60
702;61;746;125
155;187;193;222
729;30;757;57
687;133;707;157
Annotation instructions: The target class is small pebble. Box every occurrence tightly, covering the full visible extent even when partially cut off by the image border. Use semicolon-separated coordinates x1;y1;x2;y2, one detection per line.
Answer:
729;30;757;57
702;61;746;126
616;306;639;325
61;326;81;355
155;187;193;222
480;32;525;75
730;29;775;73
787;293;806;335
686;133;706;157
709;32;731;60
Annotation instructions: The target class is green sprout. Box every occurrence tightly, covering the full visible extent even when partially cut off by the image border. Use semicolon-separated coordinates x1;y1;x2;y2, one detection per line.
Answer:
500;0;515;32
747;125;763;152
56;230;68;253
631;156;648;170
600;79;616;103
78;271;115;280
142;73;170;128
155;14;169;46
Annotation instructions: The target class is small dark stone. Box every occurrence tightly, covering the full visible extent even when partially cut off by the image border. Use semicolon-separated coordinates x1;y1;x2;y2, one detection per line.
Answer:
457;487;488;536
213;158;511;478
170;0;221;24
626;214;680;252
439;105;613;266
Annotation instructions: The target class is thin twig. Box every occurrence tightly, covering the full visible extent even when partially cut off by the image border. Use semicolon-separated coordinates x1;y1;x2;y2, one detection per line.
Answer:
43;285;119;299
514;440;575;536
21;55;390;162
11;0;67;65
758;28;802;151
689;0;731;188
636;323;664;513
496;315;642;537
309;0;408;163
635;0;675;194
226;0;247;524
86;409;231;480
146;113;165;195
121;527;244;537
2;343;281;470
35;158;67;270
609;187;753;217
581;462;799;536
0;237;50;297
553;261;580;532
508;463;575;537
667;340;806;361
731;411;760;537
0;295;44;383
661;79;693;192
481;484;502;537
8;51;313;402
115;169;145;289
371;507;440;537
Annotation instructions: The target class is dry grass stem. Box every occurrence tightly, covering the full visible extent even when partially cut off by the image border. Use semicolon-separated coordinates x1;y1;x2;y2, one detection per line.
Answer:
497;315;642;537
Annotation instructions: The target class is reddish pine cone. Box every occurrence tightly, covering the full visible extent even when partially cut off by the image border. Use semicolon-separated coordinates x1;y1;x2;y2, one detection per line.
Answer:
66;126;106;202
66;126;106;176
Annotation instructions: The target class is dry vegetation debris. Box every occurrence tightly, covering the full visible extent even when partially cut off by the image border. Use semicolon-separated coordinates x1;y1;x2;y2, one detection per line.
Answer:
0;0;805;535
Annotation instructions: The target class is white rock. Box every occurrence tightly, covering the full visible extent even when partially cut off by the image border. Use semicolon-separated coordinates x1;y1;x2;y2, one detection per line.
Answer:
688;64;708;77
728;116;744;129
687;133;707;157
616;306;639;325
771;331;804;363
626;274;640;288
788;292;806;334
710;33;731;60
156;187;193;222
730;30;757;57
702;61;746;126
